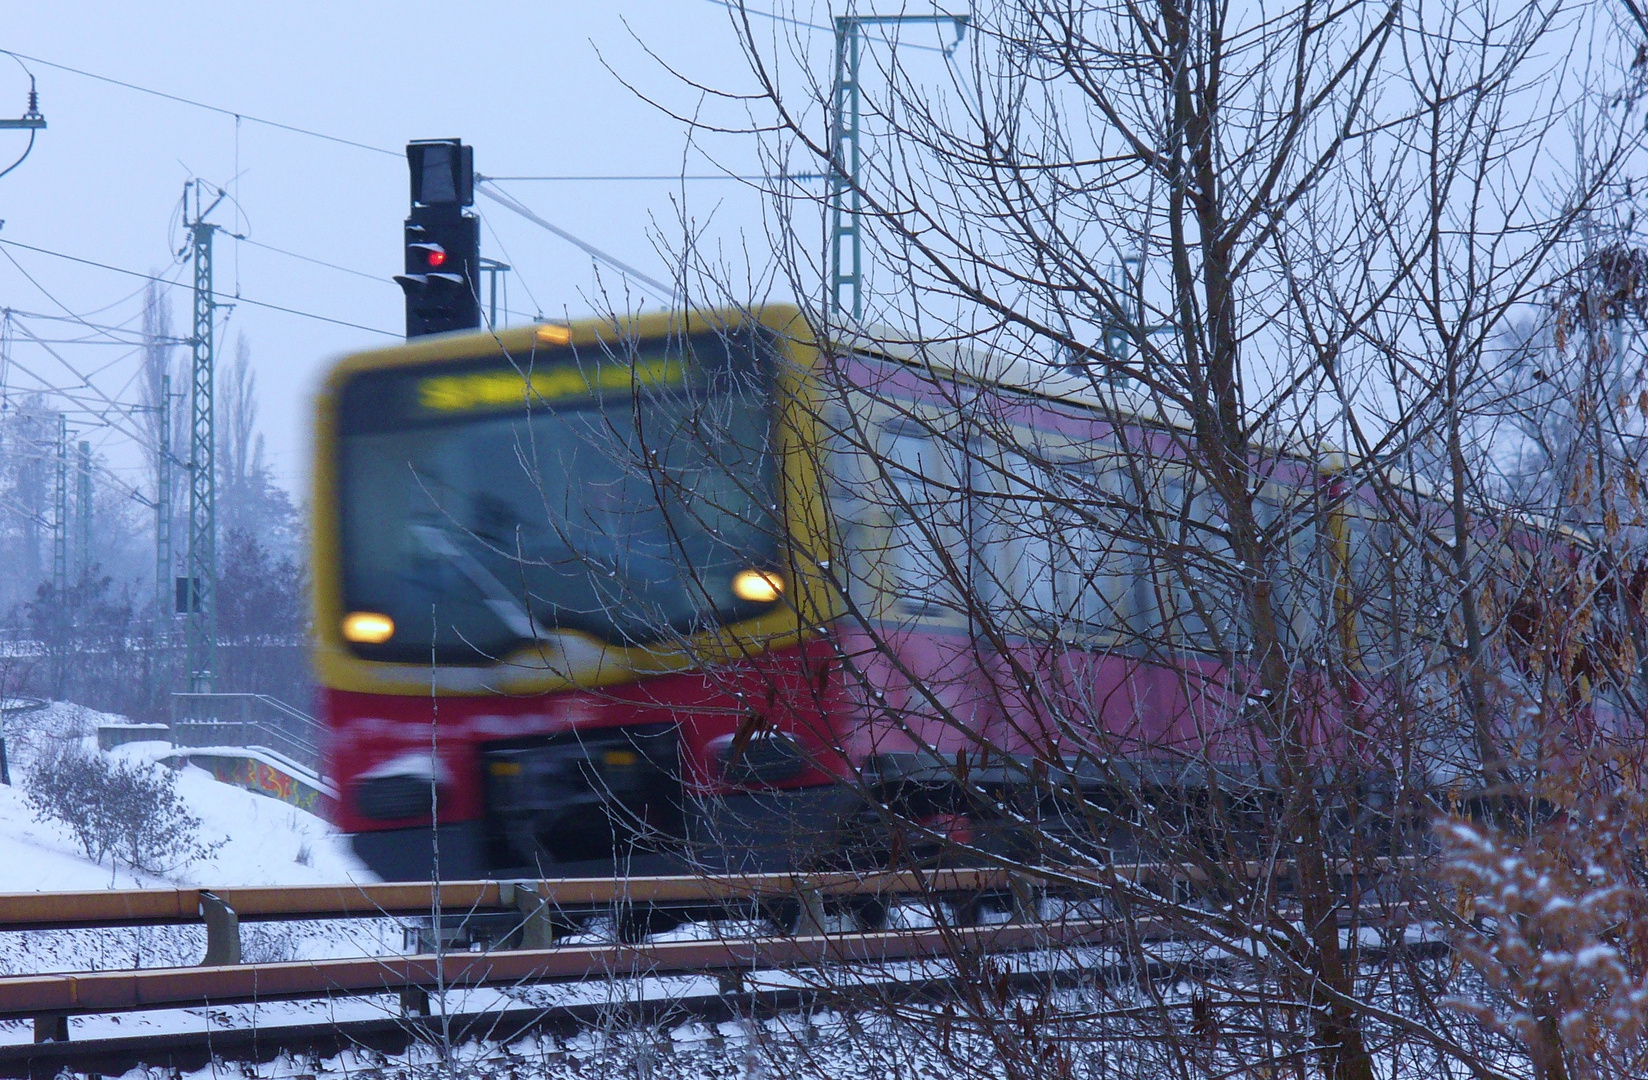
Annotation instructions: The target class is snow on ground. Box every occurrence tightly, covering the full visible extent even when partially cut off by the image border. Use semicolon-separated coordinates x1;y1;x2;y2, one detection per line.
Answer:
0;701;370;891
0;701;401;990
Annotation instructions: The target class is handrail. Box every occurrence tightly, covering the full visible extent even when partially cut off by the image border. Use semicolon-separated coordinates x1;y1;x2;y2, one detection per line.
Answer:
169;691;325;776
171;692;321;732
0;899;1423;1025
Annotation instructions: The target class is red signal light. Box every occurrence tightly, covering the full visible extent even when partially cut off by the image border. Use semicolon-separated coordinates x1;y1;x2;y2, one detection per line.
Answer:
426;247;448;268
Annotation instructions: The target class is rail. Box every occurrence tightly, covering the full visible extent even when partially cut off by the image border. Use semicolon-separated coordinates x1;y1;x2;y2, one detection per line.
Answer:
0;861;1422;1045
0;919;1134;1020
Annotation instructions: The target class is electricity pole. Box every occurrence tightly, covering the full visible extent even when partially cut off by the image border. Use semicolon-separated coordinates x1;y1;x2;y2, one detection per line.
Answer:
185;181;226;694
155;373;171;637
51;414;65;597
0;76;45;181
75;439;90;578
479;257;510;329
828;14;967;319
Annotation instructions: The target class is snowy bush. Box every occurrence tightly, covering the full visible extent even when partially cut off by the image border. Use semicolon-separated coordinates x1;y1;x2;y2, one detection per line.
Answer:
1438;781;1648;1080
26;747;219;873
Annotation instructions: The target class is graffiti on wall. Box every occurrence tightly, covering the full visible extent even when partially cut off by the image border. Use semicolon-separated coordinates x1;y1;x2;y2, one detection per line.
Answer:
191;753;329;814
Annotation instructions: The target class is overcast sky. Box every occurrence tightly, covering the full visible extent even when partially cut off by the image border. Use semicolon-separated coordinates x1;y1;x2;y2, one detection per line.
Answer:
0;2;808;499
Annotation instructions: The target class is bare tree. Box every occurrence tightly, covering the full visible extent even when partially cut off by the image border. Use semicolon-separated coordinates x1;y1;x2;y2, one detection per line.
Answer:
218;333;297;552
321;3;1648;1077
605;1;1648;1078
0;395;55;607
138;278;182;568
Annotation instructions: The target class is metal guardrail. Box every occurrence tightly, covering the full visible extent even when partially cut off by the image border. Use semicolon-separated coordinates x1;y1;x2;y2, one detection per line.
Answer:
0;857;1420;936
0;869;1010;932
0;858;1418;975
0;919;1132;1021
0;868;1061;1038
0;863;1425;1049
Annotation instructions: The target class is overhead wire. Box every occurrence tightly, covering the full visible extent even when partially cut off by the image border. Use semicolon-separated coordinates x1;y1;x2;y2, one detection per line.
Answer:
0;46;776;358
0;411;158;517
700;0;961;52
0;335;179;346
235;237;394;285
476;181;677;304
6;319;155;445
3;251;195;438
477;215;545;321
0;238;398;337
0;259;251;511
0;339;170;514
0;37;811;514
0;245;167;350
482;173;825;182
0;48;400;158
0;304;188;347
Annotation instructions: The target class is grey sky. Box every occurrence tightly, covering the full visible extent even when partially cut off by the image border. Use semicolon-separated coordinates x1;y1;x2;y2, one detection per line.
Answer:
0;1;790;497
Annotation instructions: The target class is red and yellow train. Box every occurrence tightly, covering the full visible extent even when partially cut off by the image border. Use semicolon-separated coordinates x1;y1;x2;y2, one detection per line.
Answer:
313;305;1610;881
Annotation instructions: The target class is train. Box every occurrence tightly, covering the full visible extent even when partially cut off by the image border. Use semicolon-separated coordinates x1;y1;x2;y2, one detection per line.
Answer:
313;304;1609;883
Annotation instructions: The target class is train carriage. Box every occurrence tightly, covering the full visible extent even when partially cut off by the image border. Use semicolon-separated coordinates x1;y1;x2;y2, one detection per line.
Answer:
313;304;1603;882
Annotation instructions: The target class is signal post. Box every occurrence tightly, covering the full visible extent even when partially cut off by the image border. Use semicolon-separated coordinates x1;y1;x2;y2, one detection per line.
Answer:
395;140;482;339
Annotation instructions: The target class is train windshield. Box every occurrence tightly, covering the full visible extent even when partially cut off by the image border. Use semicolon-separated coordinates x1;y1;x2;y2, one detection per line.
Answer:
335;329;782;664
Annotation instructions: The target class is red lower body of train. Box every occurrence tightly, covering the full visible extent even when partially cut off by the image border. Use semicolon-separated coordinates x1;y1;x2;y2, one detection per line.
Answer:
323;625;1274;882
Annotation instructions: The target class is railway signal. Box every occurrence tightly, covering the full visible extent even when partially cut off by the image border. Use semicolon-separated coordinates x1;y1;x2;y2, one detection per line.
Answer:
395;139;481;338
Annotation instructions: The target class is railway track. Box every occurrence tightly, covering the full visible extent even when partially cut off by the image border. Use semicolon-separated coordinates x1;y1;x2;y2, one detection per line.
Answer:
0;961;1120;1079
0;861;1423;1077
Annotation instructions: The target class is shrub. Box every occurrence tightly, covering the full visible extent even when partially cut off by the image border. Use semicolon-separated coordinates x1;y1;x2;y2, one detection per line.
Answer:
26;747;219;873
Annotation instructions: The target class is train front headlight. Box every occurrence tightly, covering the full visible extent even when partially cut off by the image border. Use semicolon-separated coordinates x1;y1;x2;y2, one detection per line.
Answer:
731;568;784;604
342;611;395;644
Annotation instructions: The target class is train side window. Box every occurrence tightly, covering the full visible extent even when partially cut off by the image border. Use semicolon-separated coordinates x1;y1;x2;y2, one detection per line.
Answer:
991;452;1112;636
821;413;884;612
1025;474;1068;626
1055;464;1132;635
964;439;1024;623
1257;492;1329;651
1343;511;1409;664
1088;465;1148;639
1105;463;1163;642
1141;474;1237;652
882;428;962;613
986;453;1057;626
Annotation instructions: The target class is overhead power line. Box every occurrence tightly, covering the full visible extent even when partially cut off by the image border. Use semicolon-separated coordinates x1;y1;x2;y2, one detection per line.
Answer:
237;236;393;285
2;307;189;345
475;182;678;304
0;48;399;158
0;47;826;180
0;238;398;337
6;318;152;446
701;0;958;52
482;173;825;182
0;336;154;346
